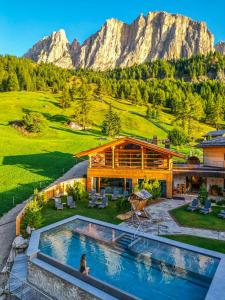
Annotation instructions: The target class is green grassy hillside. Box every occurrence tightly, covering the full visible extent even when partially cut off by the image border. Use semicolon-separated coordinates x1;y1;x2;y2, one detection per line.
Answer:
0;91;214;215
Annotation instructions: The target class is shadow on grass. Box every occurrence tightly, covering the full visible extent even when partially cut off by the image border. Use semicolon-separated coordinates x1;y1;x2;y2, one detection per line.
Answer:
2;151;76;179
0;181;47;216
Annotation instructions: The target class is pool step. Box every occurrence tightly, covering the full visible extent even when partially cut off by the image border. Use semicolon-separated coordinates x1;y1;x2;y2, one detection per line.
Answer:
115;233;135;249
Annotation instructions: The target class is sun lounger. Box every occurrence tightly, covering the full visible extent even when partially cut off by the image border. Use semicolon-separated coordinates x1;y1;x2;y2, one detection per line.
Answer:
54;198;63;210
218;210;225;219
200;200;212;214
98;196;108;209
187;199;200;211
67;196;76;208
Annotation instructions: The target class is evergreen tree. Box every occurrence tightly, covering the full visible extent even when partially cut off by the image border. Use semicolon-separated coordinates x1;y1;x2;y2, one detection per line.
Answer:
7;72;19;91
73;98;90;130
102;104;121;137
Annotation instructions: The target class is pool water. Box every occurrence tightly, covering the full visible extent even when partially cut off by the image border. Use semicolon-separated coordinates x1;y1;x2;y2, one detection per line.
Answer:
39;220;219;300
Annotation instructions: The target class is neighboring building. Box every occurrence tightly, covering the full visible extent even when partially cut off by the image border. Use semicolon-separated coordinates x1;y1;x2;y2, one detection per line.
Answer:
203;130;225;140
174;137;225;195
75;137;185;198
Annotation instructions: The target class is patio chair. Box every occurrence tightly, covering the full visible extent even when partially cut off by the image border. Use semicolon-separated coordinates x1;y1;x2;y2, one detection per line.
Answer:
98;196;108;209
112;190;120;201
123;190;129;200
200;200;212;214
88;195;98;208
54;198;63;210
89;189;96;197
218;210;225;219
67;196;76;209
187;199;200;211
99;189;106;199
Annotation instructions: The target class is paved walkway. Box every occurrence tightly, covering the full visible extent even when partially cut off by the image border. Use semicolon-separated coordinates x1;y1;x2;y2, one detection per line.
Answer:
0;161;88;277
122;197;225;241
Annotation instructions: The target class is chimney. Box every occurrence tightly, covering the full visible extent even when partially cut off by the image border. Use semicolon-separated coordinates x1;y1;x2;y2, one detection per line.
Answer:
165;139;170;149
152;136;158;145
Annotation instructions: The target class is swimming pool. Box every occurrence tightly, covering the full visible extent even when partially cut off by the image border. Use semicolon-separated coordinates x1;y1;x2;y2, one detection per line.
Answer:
35;218;222;300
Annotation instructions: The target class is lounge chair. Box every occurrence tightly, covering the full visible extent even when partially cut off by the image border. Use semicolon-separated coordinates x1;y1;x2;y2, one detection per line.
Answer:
98;196;108;209
67;196;76;209
200;200;212;214
218;210;225;219
54;198;63;210
187;199;200;211
88;195;98;208
112;190;120;201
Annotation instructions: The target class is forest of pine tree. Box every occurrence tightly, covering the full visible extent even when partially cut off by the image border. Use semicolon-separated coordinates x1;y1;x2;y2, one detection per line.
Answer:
1;52;225;130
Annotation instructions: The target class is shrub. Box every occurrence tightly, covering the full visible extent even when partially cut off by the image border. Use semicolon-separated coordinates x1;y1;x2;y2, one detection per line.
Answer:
198;184;208;205
116;197;130;211
141;179;161;200
168;128;187;146
23;199;43;229
22;112;46;133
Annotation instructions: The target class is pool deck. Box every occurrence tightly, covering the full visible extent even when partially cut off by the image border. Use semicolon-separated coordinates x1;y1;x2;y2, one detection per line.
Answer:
26;215;225;300
121;197;225;241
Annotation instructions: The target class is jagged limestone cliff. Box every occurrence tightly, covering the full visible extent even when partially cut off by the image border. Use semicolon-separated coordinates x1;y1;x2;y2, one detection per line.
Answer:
215;42;225;55
24;12;215;70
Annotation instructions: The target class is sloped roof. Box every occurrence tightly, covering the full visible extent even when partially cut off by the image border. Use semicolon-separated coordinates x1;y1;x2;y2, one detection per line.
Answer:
203;130;225;137
198;137;225;148
75;137;185;158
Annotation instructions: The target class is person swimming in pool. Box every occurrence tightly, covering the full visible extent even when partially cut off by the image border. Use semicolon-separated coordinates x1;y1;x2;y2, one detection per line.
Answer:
79;254;89;275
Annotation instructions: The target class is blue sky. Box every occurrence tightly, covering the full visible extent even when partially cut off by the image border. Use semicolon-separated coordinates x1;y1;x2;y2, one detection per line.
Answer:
0;0;225;56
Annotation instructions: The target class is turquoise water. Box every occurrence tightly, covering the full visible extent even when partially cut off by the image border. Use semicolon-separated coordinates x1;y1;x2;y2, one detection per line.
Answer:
39;220;219;300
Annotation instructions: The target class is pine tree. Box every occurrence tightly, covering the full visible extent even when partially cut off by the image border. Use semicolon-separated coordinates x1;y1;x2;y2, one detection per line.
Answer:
7;72;19;91
102;104;121;137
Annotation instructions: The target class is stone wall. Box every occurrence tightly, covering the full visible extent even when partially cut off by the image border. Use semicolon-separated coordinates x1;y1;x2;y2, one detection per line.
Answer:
28;261;99;300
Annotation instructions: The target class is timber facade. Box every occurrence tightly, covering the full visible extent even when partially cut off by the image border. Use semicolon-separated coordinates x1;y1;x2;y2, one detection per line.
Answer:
76;137;185;198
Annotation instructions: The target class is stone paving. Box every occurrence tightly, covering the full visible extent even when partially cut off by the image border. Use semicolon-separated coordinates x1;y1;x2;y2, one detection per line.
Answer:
121;196;225;241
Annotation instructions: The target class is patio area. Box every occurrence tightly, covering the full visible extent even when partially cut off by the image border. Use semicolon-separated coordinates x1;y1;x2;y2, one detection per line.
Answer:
121;196;225;241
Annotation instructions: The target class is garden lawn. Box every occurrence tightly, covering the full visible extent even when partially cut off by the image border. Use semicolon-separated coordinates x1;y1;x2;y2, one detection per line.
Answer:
164;235;225;254
170;205;225;231
38;198;125;228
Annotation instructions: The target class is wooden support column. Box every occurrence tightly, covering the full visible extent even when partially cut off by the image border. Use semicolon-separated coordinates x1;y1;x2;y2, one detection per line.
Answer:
124;178;126;192
89;155;92;168
98;177;101;192
141;146;144;169
87;177;92;192
166;173;173;199
112;146;115;169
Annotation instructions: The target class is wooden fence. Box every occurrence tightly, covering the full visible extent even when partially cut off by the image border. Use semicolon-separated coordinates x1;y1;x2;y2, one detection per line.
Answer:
16;177;86;236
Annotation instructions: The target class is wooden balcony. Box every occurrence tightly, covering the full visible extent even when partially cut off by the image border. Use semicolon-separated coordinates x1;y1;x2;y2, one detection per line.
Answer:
90;149;170;170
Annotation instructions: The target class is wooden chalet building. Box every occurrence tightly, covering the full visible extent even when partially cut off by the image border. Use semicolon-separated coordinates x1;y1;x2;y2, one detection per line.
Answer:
173;137;225;195
75;137;185;198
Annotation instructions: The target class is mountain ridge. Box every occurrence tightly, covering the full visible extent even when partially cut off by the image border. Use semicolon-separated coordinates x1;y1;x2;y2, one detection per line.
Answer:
24;11;216;70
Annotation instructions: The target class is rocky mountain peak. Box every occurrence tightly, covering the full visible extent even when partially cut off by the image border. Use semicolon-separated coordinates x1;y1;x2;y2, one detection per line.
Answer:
24;11;215;70
215;42;225;55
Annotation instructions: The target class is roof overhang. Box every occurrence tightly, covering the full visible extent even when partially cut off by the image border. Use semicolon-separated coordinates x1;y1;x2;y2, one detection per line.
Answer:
74;137;185;159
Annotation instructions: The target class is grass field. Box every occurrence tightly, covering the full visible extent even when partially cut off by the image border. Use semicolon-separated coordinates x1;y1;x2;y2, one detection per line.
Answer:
170;205;225;231
0;91;215;216
164;235;225;254
0;91;169;215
